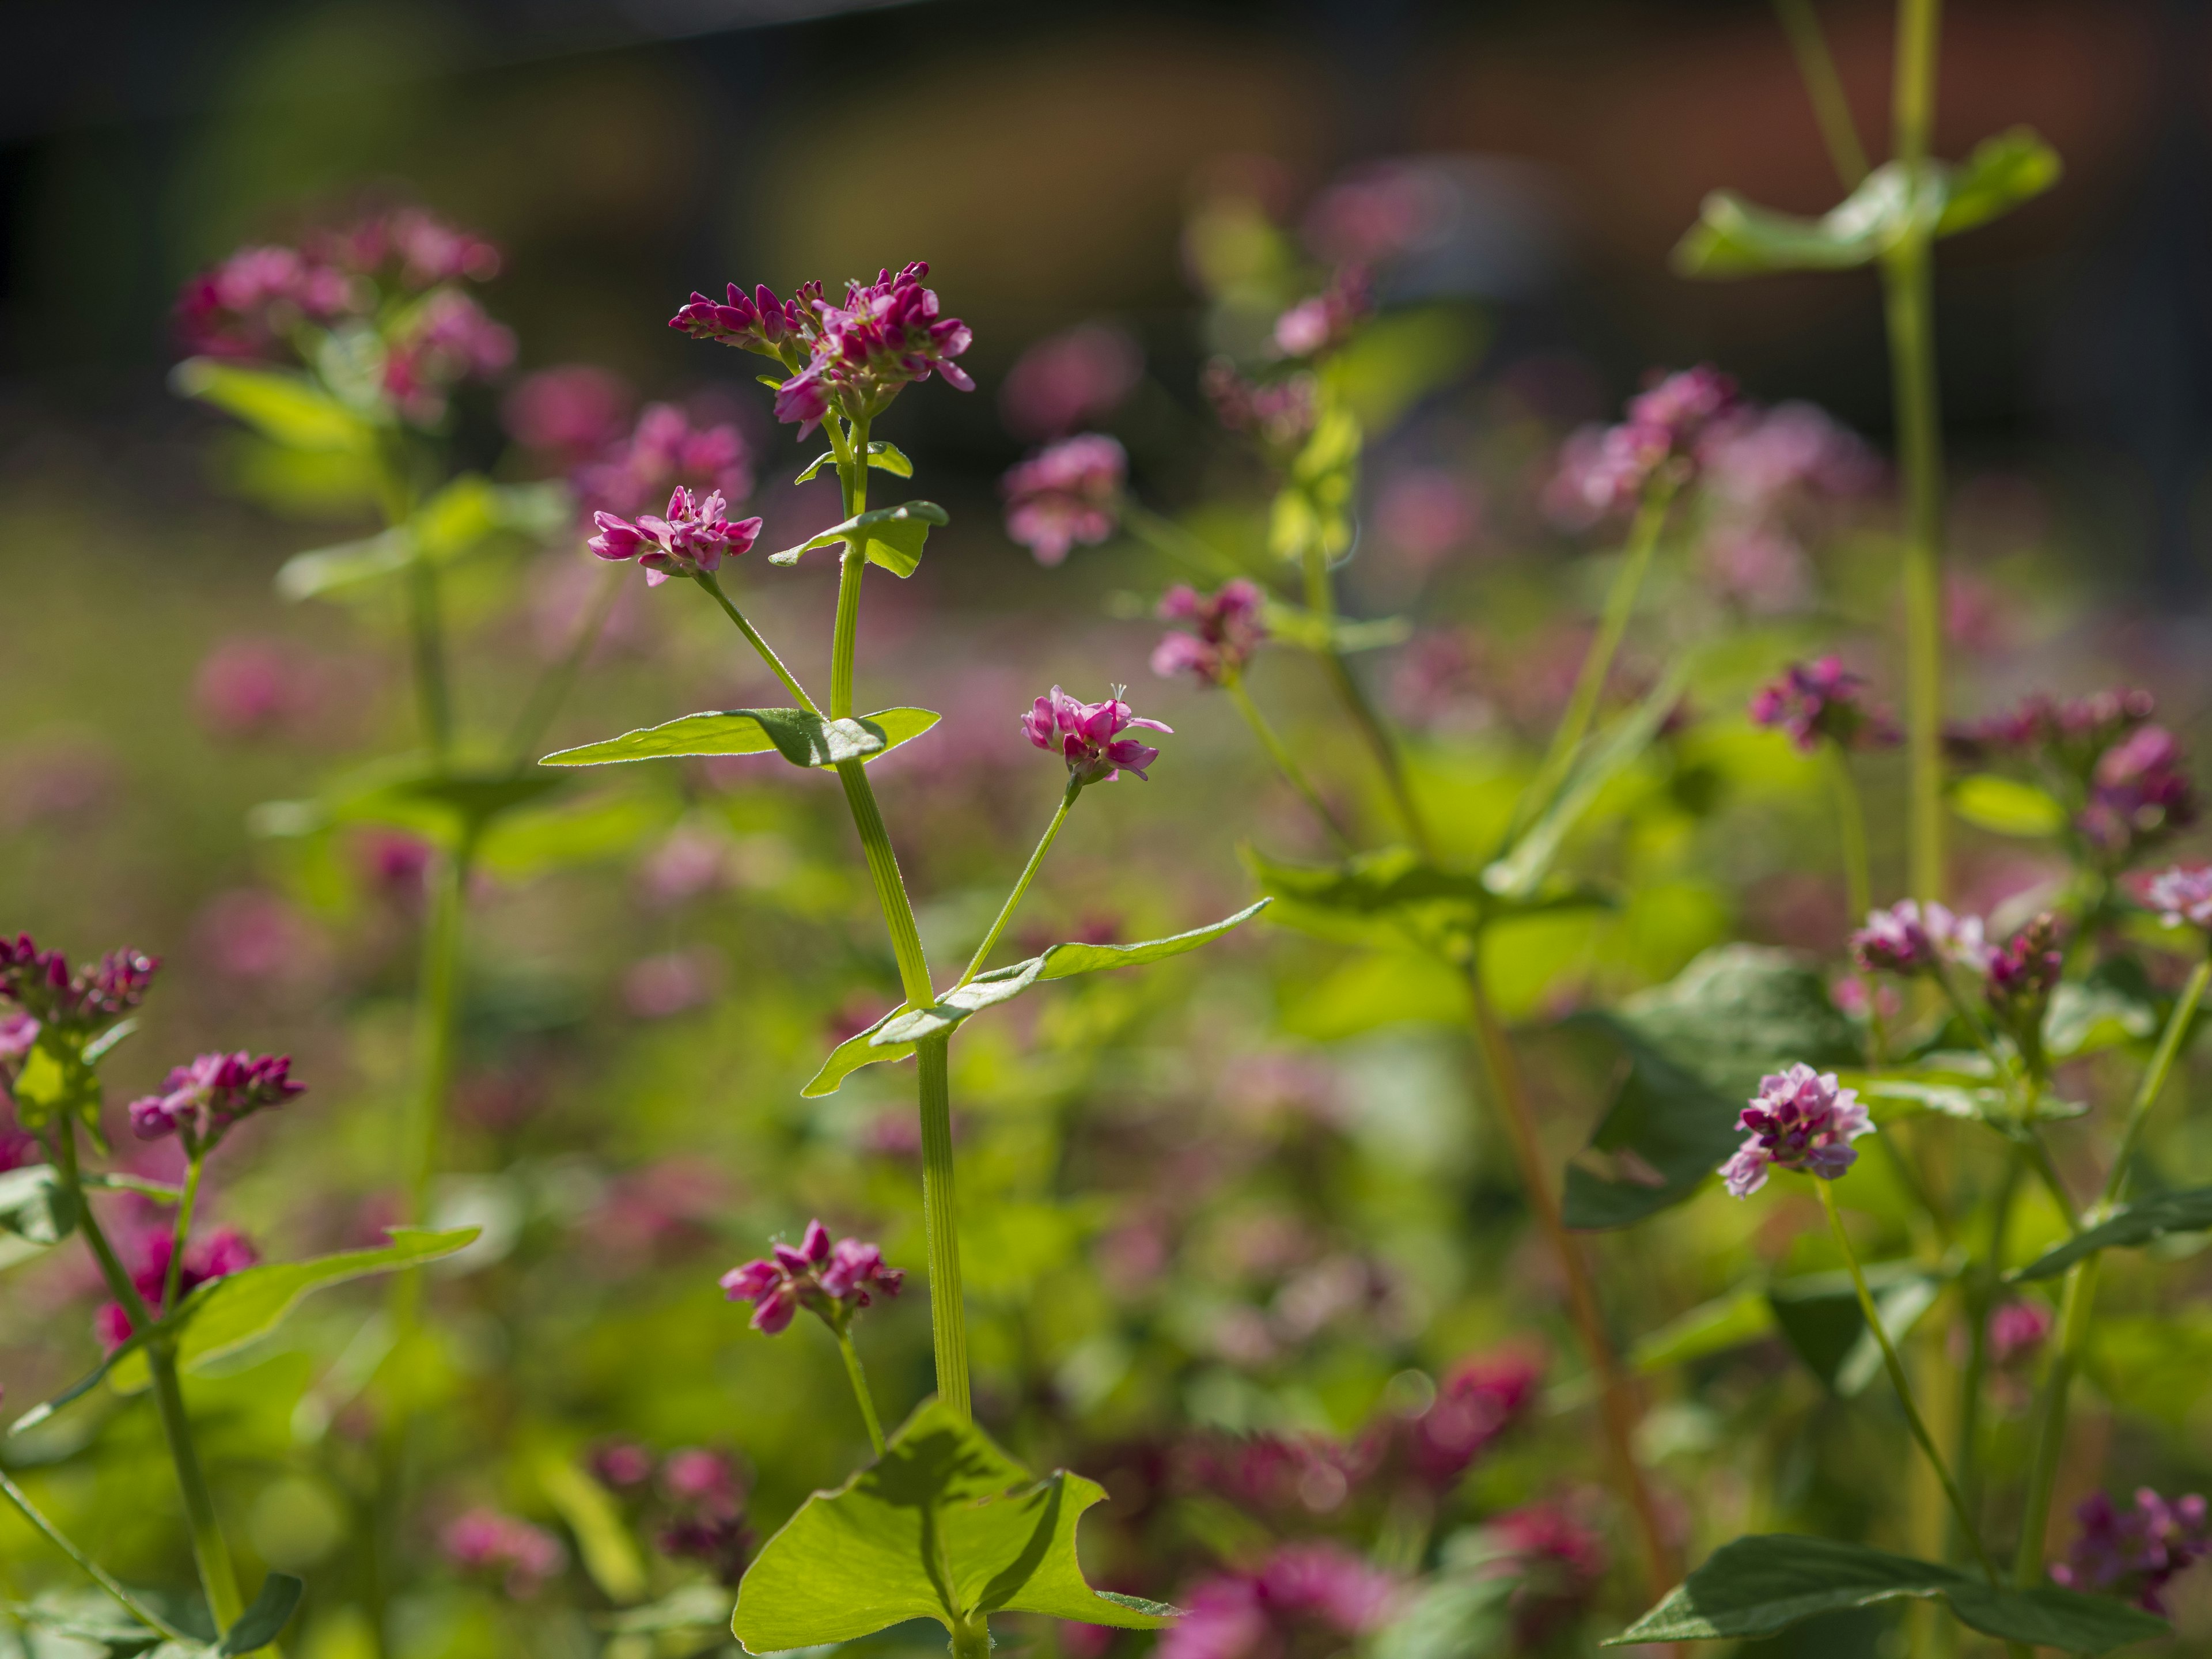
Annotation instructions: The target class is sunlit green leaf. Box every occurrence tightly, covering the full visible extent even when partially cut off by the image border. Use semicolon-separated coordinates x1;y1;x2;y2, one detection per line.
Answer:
276;476;570;600
1951;774;2069;838
1261;600;1414;657
2044;959;2161;1060
769;501;949;577
172;359;375;453
732;1397;1175;1652
1267;402;1361;562
0;1164;77;1272
540;1456;649;1605
476;790;677;881
601;1584;733;1635
2014;1187;2212;1282
796;441;914;484
1607;1533;2162;1650
541;706;939;770
218;1574;302;1656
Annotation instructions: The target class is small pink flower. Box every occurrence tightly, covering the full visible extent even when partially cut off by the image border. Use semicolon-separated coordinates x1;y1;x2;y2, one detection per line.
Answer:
1480;1501;1610;1648
0;935;158;1032
1988;1298;2054;1367
1851;899;1984;976
575;401;753;520
2051;1488;2210;1614
2140;864;2212;930
440;1508;567;1599
127;1051;305;1152
1271;268;1370;359
589;486;762;588
96;1227;259;1349
719;1218;903;1335
1544;364;1739;528
1001;434;1126;566
1748;657;1898;753
1151;580;1267;687
1721;1064;1872;1197
1021;685;1172;785
502;364;635;462
1159;1544;1398;1659
999;323;1142;441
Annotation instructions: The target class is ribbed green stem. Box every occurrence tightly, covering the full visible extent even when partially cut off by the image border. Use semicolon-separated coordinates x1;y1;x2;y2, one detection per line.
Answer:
833;1324;888;1457
1818;1179;1998;1581
164;1152;206;1315
836;763;934;1007
504;563;628;767
959;779;1080;988
0;1467;193;1642
1225;677;1356;854
1774;0;1872;185
917;1037;971;1420
697;570;820;716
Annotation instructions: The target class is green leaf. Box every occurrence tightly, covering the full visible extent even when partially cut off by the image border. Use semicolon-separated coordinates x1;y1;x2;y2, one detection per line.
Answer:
1267;402;1361;562
796;441;914;484
1673;128;2062;280
1630;1286;1775;1374
768;501;949;577
476;790;677;882
541;706;940;770
172;359;374;453
1768;1264;1945;1395
1606;1534;2164;1652
540;1456;649;1605
1243;843;1609;956
5;1590;190;1650
0;1164;77;1272
1563;946;1863;1229
6;1044;82;1136
104;1228;479;1397
732;1397;1175;1653
1952;773;2069;838
2014;1187;2212;1282
802;903;1270;1096
276;476;569;600
275;529;411;601
1262;601;1413;657
248;756;565;845
1370;1533;1517;1659
2044;959;2161;1060
601;1584;733;1635
218;1574;302;1656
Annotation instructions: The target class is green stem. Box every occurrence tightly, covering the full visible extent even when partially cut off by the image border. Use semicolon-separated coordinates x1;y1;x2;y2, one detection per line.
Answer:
950;1609;991;1659
503;563;627;768
959;778;1081;988
163;1151;206;1316
1883;0;1947;907
696;571;820;716
832;1324;888;1458
401;838;471;1228
0;1467;194;1642
1817;1179;1998;1581
1930;975;2078;1233
2099;953;2212;1204
1225;677;1357;854
1512;482;1675;843
1774;0;1873;185
917;1036;971;1420
1953;1146;2024;1552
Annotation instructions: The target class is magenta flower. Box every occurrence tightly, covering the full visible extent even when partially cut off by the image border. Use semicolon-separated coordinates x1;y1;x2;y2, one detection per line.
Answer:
96;1227;259;1350
575;402;753;520
1152;581;1268;687
1158;1543;1398;1659
1544;363;1740;527
127;1051;305;1153
1001;434;1127;566
381;289;517;425
2140;864;2212;931
1700;399;1883;512
1402;1347;1543;1489
1985;914;2062;1039
440;1508;567;1599
1271;268;1370;359
668;281;815;357
2051;1488;2211;1613
999;322;1142;441
0;935;158;1033
173;244;363;361
502;365;635;463
719;1218;904;1335
1850;899;1987;976
1;1010;40;1063
1202;359;1319;449
1748;657;1899;754
1021;686;1172;785
2081;723;2196;859
1987;1298;2054;1368
588;1441;657;1491
1480;1502;1610;1649
589;486;762;588
1720;1064;1873;1197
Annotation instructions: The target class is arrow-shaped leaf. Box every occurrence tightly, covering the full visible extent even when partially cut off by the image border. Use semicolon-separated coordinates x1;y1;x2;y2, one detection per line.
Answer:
218;1574;303;1656
2014;1187;2212;1283
732;1397;1175;1653
768;501;949;578
541;706;938;770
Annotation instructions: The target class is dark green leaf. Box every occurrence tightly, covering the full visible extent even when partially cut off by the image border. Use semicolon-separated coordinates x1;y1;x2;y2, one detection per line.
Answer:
1606;1534;2164;1652
732;1397;1175;1653
0;1164;77;1272
1768;1264;1945;1395
542;707;939;770
217;1574;302;1656
1563;946;1862;1229
769;501;949;577
1629;1287;1775;1374
172;359;375;453
2014;1187;2212;1282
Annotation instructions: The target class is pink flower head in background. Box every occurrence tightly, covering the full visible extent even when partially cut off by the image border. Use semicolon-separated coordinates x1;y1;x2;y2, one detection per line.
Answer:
96;1227;258;1349
380;289;516;424
589;487;762;588
1271;267;1370;359
194;637;315;740
1950;687;2158;765
1748;657;1899;753
128;1051;305;1153
2051;1488;2211;1613
1202;360;1318;449
2140;864;2212;930
1721;1064;1872;1197
1544;363;1740;528
622;947;725;1019
1987;1298;2054;1368
1984;913;2062;1032
1152;580;1267;687
719;1218;904;1335
1701;526;1814;615
656;1446;753;1584
1479;1502;1610;1649
999;321;1143;441
1158;1543;1398;1659
1404;1348;1543;1489
1700;400;1883;513
2080;723;2196;861
440;1508;567;1599
173;244;363;361
1001;434;1126;566
575;402;753;520
0;935;158;1032
588;1441;657;1491
502;364;635;463
1374;468;1483;569
1852;900;1949;976
1022;686;1171;785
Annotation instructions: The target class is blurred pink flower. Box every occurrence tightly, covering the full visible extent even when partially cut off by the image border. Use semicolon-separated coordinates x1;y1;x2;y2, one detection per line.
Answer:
1399;1348;1544;1489
1152;581;1266;687
1159;1543;1398;1659
381;289;515;424
191;889;327;987
0;738;119;831
1002;434;1126;566
1748;657;1898;753
575;401;753;520
1988;1298;2054;1367
1544;364;1738;529
623;948;725;1019
357;830;434;904
96;1226;258;1350
193;638;317;740
1304;161;1453;266
2052;1488;2210;1614
1000;322;1142;441
502;364;634;463
639;825;732;908
1481;1501;1609;1647
440;1508;566;1599
2141;864;2212;930
1702;526;1813;615
1271;268;1369;359
1701;400;1881;512
1374;469;1482;569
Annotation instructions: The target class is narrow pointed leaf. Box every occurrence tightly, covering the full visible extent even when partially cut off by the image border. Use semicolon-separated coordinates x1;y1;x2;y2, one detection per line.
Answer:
7;1324;156;1436
768;501;949;577
172;359;374;453
218;1574;303;1656
1605;1534;2164;1651
732;1397;1174;1653
2014;1187;2212;1282
542;707;938;770
803;1006;916;1098
1628;1286;1775;1374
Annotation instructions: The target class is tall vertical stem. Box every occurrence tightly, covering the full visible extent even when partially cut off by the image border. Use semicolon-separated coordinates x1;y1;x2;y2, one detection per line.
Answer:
1774;0;1873;185
917;1037;970;1419
164;1152;207;1315
1226;678;1357;855
401;839;471;1229
1298;541;1435;858
1465;968;1677;1598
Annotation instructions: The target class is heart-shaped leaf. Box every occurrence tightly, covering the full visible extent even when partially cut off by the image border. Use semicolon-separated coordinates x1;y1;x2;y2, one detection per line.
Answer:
769;501;949;578
2014;1187;2212;1283
1562;946;1863;1229
173;359;376;453
732;1397;1175;1653
0;1164;78;1272
541;706;940;770
1607;1533;2164;1652
802;902;1270;1096
218;1574;303;1656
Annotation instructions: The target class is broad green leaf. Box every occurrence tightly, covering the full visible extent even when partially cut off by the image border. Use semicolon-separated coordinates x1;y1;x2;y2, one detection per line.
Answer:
218;1574;302;1656
0;1164;77;1272
732;1397;1175;1652
1952;773;2069;838
540;1456;649;1605
105;1228;479;1396
2044;959;2161;1060
543;707;937;771
1630;1287;1775;1374
1486;669;1684;899
796;441;914;484
2014;1187;2212;1282
769;501;949;577
275;529;410;601
476;790;676;881
1563;946;1862;1229
1606;1533;2164;1651
1847;1067;2088;1128
1768;1264;1945;1395
804;903;1270;1094
172;359;374;453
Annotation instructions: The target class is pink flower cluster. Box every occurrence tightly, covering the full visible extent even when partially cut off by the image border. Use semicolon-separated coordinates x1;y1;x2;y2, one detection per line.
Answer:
1949;688;2196;865
589;487;762;588
380;289;517;425
2141;864;2212;931
1022;687;1172;785
440;1508;567;1599
1546;365;1740;527
1158;1543;1399;1659
1720;1064;1872;1197
0;934;158;1032
128;1051;305;1151
174;246;360;361
574;403;753;521
1002;434;1127;565
719;1218;904;1335
1152;581;1267;687
1400;1349;1544;1489
1271;268;1370;359
1987;1298;2054;1367
671;262;972;432
1851;900;1987;978
1202;361;1318;449
96;1228;257;1350
1479;1502;1611;1649
1984;913;2063;1032
589;1444;753;1585
2051;1488;2210;1613
999;322;1142;441
1748;657;1899;753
